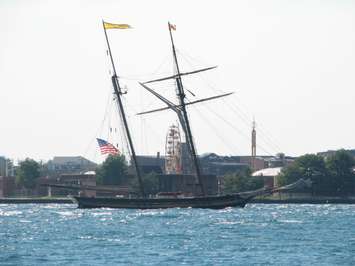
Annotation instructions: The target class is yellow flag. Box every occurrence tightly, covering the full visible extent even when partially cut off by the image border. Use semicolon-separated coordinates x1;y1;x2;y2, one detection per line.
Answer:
103;22;131;29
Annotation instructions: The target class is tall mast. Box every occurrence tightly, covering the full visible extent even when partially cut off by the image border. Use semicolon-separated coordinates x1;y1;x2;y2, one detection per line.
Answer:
251;118;256;171
102;21;145;197
168;22;206;196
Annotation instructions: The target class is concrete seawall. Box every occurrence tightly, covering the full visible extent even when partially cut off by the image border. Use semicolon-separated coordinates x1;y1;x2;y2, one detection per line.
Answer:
250;198;355;204
0;198;73;204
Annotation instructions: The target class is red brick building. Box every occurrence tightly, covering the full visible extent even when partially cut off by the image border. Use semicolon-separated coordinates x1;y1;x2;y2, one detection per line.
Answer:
0;176;15;197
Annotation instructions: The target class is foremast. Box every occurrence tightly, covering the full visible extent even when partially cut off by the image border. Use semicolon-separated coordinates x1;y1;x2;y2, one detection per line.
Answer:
168;22;206;196
102;21;145;198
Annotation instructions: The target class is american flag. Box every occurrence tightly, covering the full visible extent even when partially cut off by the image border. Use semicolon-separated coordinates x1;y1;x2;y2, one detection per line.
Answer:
96;138;120;155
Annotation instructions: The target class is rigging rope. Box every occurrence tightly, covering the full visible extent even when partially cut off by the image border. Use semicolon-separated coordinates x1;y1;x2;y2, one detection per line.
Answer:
117;54;172;81
124;97;167;151
190;96;274;156
178;50;283;155
187;100;241;155
83;85;114;162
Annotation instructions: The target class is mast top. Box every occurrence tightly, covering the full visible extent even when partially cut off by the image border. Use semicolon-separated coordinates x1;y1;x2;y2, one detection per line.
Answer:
168;22;176;31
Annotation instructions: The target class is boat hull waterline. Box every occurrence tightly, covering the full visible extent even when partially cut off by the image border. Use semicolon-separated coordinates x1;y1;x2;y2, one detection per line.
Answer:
72;194;250;209
70;179;311;209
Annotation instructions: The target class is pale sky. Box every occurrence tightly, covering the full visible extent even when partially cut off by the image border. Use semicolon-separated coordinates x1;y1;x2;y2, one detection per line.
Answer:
0;0;354;163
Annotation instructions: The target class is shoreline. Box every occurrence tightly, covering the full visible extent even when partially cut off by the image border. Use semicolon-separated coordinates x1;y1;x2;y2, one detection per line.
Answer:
0;198;73;204
1;197;355;204
250;198;355;204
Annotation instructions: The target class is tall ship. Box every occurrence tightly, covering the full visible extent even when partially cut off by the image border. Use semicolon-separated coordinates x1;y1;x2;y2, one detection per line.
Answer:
72;21;308;209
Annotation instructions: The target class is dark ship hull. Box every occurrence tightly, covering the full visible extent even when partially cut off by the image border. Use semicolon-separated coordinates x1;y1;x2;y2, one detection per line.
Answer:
69;179;310;209
72;194;251;209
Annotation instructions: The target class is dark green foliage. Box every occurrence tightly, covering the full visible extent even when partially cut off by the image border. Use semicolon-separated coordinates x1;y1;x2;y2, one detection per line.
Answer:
326;150;355;195
293;154;327;177
16;158;40;189
278;154;329;194
277;164;303;186
96;155;129;185
277;150;355;196
223;168;263;194
38;160;50;177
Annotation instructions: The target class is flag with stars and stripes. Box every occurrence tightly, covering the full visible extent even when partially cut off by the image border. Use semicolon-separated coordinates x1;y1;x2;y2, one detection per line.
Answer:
96;138;119;155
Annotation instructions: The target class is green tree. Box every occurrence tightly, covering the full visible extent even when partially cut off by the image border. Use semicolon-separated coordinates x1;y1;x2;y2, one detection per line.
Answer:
295;154;328;180
16;158;40;189
96;155;129;185
277;164;302;186
325;150;355;195
277;154;329;194
223;168;263;194
277;152;355;195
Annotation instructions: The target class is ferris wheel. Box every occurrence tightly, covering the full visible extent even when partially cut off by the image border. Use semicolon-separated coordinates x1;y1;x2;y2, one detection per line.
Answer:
165;124;182;174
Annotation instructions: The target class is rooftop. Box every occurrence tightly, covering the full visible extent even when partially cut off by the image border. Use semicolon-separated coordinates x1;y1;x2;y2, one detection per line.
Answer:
252;167;282;177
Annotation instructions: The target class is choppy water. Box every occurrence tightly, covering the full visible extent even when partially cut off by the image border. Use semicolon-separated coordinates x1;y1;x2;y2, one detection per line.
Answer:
0;204;354;265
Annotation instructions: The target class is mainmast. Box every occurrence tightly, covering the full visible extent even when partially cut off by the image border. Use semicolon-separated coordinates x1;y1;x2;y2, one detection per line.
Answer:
168;22;206;196
138;23;232;196
102;21;145;197
251;118;256;171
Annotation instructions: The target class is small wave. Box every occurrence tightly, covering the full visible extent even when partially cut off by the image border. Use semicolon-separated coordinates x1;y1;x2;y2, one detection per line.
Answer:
42;204;61;209
134;209;181;219
216;220;240;225
140;210;166;216
79;235;122;243
0;210;22;216
100;217;114;222
278;219;303;223
91;212;112;217
274;204;291;209
56;211;75;216
79;235;93;240
19;219;31;223
218;207;233;213
56;211;83;219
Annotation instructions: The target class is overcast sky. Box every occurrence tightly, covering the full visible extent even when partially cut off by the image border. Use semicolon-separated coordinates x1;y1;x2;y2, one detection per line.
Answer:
1;0;354;163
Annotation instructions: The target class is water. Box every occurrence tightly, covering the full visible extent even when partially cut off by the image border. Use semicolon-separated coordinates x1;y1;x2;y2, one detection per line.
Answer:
0;204;354;265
